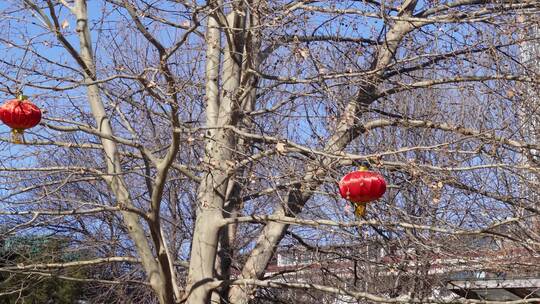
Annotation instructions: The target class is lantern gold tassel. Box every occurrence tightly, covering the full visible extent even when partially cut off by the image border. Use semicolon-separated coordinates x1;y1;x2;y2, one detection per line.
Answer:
353;202;367;217
11;129;24;144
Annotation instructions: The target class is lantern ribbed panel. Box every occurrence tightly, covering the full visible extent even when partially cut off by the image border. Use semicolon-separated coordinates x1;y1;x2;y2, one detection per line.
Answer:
338;170;386;203
0;99;42;130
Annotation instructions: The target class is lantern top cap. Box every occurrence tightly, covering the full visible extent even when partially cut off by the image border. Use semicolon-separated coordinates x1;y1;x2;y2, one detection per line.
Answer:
16;94;28;101
358;165;369;171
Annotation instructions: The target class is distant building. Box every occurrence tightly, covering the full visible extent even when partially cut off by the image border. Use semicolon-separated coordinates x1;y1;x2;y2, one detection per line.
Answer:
257;233;539;303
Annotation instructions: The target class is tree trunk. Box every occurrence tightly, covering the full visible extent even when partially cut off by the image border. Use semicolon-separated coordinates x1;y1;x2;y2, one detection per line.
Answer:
186;3;245;303
73;1;172;303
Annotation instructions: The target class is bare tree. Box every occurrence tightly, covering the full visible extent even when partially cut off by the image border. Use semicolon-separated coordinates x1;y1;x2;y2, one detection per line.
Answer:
0;1;539;304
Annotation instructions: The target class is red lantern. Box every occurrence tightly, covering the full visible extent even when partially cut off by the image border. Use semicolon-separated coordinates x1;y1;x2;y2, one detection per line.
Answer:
338;166;386;217
0;95;42;144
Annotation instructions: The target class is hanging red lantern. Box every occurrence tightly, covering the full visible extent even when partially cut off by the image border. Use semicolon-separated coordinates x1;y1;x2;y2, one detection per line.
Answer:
0;95;42;144
338;166;386;217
